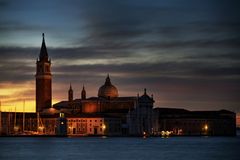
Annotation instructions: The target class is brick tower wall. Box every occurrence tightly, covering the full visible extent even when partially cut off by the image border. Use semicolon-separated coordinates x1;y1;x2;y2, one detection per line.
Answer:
36;76;52;112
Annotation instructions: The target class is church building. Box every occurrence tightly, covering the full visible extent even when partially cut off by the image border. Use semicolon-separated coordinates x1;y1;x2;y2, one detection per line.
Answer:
38;33;236;137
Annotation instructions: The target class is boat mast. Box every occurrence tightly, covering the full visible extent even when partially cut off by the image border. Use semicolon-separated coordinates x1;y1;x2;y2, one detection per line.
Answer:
37;112;39;132
8;108;10;135
14;107;16;124
37;112;44;134
23;100;25;132
0;101;1;135
14;106;17;133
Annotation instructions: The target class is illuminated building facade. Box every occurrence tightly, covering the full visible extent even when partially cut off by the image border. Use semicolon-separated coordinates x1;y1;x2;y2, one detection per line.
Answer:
66;116;121;136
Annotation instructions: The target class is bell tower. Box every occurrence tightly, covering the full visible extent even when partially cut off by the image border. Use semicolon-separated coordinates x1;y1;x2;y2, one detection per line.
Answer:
68;84;73;102
36;33;52;112
81;85;86;100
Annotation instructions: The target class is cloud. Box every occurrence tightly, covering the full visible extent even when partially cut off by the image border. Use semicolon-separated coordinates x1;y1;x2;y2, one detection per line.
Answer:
74;0;240;49
0;21;50;33
0;0;8;8
185;52;240;61
0;46;239;83
52;61;240;78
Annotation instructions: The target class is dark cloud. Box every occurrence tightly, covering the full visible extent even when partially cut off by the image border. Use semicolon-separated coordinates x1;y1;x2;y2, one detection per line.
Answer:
0;47;37;60
138;38;240;49
76;0;240;48
0;1;8;8
0;46;134;61
1;46;239;83
0;21;50;32
185;52;240;61
0;62;34;83
52;61;240;80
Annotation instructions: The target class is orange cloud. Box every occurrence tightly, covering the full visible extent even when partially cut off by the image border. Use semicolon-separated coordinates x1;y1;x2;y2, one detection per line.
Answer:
0;81;64;112
0;81;34;112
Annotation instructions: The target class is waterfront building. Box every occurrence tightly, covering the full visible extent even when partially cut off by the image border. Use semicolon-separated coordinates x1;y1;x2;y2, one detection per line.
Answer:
127;89;154;136
152;108;236;136
66;115;121;136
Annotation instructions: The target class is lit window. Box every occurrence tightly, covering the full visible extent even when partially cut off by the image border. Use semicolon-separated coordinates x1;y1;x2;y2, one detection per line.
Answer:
60;113;64;118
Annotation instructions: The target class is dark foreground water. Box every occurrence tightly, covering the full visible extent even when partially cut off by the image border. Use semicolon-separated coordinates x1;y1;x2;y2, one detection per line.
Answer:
0;136;240;160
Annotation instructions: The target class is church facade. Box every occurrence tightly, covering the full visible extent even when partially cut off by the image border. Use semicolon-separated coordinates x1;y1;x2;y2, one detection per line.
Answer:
53;75;154;136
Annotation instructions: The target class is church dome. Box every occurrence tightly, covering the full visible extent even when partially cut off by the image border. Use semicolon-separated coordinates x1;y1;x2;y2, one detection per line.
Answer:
98;75;118;99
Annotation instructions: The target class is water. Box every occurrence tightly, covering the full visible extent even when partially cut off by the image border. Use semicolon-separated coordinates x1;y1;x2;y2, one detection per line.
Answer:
0;136;239;160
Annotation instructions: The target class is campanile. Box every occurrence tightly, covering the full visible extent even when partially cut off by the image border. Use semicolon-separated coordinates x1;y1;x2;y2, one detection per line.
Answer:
36;33;52;112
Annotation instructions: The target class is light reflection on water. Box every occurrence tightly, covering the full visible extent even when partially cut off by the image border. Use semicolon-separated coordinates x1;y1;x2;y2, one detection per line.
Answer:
0;136;239;160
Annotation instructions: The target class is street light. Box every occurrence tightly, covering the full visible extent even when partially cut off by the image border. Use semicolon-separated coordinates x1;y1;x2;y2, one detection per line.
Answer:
204;124;208;131
102;124;106;130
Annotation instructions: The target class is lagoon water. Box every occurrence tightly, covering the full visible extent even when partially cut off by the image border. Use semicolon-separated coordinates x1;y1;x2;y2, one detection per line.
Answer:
0;136;239;160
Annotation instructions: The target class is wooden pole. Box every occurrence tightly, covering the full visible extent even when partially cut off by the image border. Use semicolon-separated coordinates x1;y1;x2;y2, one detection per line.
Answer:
23;100;25;132
14;106;17;133
37;112;39;133
0;101;2;135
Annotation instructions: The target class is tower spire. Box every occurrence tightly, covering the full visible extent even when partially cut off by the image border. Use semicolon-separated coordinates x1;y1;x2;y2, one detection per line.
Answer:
68;83;73;102
105;74;111;85
81;85;86;100
39;33;48;61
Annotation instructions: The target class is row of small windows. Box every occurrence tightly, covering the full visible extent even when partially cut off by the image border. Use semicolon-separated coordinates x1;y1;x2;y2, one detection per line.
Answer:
68;122;104;126
89;120;103;122
68;119;86;122
68;119;103;122
89;128;103;132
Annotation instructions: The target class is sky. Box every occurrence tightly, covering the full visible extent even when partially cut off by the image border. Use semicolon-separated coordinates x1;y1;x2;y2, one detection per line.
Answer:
0;0;239;116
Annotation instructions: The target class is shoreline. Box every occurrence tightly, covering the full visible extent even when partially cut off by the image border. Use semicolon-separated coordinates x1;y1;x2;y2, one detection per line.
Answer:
0;134;237;138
